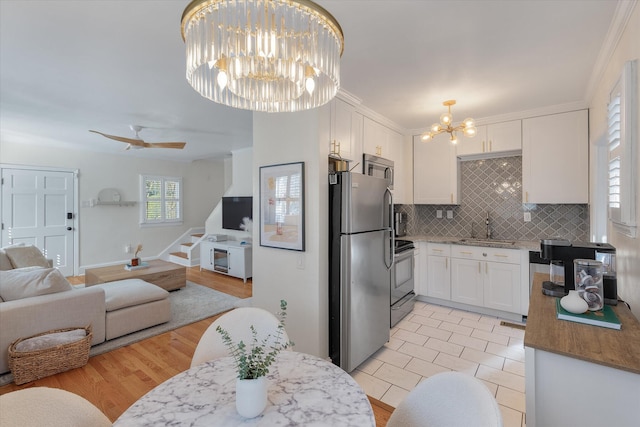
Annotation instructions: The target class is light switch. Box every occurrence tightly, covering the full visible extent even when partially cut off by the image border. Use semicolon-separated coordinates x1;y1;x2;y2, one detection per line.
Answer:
436;210;443;219
446;210;453;219
524;212;532;222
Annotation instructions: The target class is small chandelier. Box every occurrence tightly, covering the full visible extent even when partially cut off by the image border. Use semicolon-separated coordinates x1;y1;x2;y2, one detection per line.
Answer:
181;0;344;113
421;100;477;144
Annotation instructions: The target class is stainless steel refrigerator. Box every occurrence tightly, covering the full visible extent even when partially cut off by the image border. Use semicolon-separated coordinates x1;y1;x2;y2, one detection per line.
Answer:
329;172;393;373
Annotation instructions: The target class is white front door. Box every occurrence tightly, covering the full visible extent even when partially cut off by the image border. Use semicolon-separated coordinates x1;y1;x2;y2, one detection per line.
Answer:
1;167;76;276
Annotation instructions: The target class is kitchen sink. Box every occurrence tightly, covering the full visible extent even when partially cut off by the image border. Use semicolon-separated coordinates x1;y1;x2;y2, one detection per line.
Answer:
458;238;516;246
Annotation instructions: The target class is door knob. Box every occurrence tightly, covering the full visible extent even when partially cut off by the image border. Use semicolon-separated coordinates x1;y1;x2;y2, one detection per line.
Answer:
67;227;72;231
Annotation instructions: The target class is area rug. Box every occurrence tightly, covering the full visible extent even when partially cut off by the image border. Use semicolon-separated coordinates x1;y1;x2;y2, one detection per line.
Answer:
0;282;243;386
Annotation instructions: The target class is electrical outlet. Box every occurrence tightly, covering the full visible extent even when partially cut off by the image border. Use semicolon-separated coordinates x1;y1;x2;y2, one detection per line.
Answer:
446;210;453;219
436;210;443;219
524;212;532;222
125;244;132;254
297;254;305;270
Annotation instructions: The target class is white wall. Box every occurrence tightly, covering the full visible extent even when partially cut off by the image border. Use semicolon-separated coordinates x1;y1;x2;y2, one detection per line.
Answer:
1;141;225;271
251;106;331;358
205;147;254;241
588;4;640;318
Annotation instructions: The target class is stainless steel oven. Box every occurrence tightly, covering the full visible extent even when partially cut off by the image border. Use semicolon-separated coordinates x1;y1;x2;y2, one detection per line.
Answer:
391;240;415;327
363;153;394;189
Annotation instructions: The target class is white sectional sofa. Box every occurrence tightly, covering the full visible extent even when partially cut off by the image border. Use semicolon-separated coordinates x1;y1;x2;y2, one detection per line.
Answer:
0;246;171;376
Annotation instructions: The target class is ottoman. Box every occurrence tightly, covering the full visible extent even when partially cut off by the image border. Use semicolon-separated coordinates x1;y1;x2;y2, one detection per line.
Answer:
96;279;171;340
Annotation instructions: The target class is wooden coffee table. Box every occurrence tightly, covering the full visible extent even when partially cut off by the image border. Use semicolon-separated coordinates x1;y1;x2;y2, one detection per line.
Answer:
85;259;186;291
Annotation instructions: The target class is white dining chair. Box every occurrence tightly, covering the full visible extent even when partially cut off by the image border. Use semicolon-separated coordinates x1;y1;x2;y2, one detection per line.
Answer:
190;307;290;368
386;371;503;427
0;387;112;427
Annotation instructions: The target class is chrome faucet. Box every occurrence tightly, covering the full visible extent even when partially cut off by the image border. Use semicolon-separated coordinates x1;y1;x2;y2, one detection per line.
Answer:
485;211;491;239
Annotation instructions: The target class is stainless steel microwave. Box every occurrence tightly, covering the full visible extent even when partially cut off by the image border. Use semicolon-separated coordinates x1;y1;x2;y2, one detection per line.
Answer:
363;153;394;189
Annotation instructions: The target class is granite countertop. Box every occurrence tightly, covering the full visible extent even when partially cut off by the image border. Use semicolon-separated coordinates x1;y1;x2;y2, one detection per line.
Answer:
525;273;640;374
404;235;540;251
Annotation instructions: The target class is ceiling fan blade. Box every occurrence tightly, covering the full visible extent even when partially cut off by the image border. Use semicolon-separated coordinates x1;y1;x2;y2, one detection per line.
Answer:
89;130;146;147
144;142;187;149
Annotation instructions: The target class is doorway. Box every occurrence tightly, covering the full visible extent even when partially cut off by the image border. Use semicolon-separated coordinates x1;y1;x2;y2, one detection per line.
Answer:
1;166;78;276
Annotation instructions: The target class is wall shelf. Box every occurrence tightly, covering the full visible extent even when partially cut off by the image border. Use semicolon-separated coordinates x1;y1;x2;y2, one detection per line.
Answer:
95;188;136;207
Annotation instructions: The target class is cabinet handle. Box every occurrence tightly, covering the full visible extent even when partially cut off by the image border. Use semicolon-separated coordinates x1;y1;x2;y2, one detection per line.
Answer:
446;258;448;269
482;141;485;152
494;254;509;258
336;141;341;155
432;249;443;253
489;140;492;151
450;193;453;204
525;191;529;203
478;262;481;273
460;251;473;255
485;262;488;274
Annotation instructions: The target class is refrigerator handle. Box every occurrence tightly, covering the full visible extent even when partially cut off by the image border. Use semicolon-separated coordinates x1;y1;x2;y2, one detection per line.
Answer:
384;187;395;270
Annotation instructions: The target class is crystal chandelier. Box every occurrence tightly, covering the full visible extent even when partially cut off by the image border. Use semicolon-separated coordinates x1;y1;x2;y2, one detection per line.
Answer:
181;0;344;113
421;100;477;144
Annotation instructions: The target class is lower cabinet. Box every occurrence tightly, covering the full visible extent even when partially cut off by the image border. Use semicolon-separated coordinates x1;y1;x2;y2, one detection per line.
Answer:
420;243;522;316
200;241;253;283
451;258;484;306
425;243;451;300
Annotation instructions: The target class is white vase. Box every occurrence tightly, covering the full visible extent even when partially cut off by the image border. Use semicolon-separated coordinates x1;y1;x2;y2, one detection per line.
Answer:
235;377;268;418
560;290;589;314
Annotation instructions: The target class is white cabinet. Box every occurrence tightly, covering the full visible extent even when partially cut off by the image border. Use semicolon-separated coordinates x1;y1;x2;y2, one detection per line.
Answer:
413;135;459;204
200;241;252;283
450;245;521;314
425;243;451;299
415;242;428;296
456;120;522;156
522;110;588;203
330;98;363;163
363;117;388;157
451;257;484;306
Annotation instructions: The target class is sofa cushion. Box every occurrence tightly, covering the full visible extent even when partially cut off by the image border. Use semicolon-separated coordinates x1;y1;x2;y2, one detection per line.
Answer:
0;268;73;302
4;245;49;269
100;279;169;312
0;243;25;271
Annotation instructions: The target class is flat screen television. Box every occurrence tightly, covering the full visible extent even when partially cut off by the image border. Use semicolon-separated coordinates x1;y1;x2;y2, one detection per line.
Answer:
222;196;253;231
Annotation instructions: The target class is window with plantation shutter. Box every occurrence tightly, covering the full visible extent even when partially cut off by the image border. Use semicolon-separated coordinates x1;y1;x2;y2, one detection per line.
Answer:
607;60;637;238
140;175;183;226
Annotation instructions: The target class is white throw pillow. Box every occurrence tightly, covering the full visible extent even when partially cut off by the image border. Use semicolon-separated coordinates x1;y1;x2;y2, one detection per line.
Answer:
0;268;73;301
0;243;25;270
4;245;49;269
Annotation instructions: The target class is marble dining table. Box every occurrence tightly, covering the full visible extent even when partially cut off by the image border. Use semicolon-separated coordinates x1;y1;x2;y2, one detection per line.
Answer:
114;351;375;426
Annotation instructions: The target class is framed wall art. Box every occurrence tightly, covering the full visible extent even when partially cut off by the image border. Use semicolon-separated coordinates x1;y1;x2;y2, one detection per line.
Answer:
259;162;305;251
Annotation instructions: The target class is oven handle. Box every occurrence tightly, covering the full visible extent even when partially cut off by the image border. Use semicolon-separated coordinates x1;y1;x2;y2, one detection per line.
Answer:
391;292;416;310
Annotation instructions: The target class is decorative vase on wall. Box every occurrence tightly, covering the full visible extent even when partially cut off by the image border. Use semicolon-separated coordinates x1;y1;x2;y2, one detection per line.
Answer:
560;290;589;314
130;258;139;266
236;377;268;418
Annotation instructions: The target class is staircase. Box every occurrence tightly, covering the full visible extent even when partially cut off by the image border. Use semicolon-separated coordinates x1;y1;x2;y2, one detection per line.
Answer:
168;232;204;267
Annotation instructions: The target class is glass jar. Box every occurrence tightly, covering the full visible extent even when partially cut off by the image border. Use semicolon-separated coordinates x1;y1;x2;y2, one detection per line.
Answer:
574;259;604;311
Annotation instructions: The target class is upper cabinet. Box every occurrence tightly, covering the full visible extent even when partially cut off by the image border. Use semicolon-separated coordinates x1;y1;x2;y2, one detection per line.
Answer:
413;135;459;204
456;120;522;157
522;110;588;204
363;117;388;158
330;98;363;163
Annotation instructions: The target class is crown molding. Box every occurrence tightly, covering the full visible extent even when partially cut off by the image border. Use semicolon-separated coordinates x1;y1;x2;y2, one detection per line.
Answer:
584;0;637;104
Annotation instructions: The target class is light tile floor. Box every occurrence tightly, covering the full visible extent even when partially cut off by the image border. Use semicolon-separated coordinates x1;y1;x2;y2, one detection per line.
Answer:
351;300;527;427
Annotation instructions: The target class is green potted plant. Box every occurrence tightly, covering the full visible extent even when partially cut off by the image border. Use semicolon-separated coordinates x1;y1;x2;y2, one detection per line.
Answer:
216;300;294;418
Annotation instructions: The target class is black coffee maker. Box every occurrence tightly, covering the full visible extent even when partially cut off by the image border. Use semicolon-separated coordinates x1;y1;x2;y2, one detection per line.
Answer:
540;238;617;305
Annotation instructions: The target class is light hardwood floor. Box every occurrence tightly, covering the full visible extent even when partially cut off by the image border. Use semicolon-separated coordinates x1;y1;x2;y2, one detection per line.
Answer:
0;266;392;426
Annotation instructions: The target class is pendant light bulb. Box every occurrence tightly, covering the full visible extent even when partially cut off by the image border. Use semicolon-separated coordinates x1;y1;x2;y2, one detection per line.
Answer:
421;133;432;142
440;112;452;126
431;123;441;133
464;126;477;137
463;117;475;128
450;133;458;144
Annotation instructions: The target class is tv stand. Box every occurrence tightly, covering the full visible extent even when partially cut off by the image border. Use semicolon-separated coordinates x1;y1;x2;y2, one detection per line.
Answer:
200;240;252;283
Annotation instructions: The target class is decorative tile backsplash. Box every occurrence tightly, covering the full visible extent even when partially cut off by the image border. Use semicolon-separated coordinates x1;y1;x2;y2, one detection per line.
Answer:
398;156;589;242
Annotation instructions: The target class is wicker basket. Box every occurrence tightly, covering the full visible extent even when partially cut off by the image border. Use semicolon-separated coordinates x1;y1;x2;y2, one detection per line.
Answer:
8;325;92;385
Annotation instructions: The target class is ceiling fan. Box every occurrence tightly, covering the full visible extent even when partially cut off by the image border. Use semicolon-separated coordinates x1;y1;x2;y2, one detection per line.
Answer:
89;125;186;150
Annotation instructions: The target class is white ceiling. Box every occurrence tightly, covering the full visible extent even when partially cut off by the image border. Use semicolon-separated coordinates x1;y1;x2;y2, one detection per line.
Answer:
0;0;622;162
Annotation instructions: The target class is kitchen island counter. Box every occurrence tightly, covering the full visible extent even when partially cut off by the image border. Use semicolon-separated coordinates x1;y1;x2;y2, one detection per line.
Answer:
524;273;640;427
